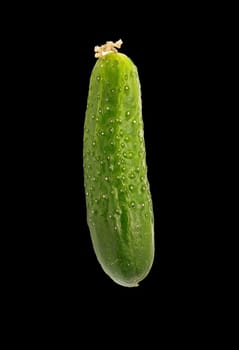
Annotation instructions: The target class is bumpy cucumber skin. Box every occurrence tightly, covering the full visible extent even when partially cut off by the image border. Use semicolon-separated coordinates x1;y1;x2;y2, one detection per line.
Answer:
83;52;154;287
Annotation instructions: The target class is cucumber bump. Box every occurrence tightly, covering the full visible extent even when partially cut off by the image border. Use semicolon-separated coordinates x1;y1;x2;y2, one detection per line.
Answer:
83;40;154;287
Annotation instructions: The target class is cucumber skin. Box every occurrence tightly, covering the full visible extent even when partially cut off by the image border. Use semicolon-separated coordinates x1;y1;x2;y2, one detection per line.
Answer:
83;52;154;287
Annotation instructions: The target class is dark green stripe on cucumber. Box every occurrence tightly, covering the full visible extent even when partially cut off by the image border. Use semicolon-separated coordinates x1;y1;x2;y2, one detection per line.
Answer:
83;40;154;287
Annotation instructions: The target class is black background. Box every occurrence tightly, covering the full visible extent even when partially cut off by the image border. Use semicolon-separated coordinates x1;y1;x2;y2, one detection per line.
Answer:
5;4;222;344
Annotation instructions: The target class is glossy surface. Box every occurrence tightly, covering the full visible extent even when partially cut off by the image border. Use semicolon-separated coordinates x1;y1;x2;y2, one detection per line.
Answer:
83;52;154;287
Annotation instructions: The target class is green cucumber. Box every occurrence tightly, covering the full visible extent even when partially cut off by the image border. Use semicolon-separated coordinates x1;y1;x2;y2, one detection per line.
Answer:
83;40;154;287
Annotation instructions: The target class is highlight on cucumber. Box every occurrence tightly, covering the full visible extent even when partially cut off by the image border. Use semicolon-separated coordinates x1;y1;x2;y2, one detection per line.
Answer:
83;39;155;287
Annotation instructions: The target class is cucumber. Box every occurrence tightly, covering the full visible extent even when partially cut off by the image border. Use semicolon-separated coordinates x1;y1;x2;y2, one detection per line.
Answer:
83;40;154;287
